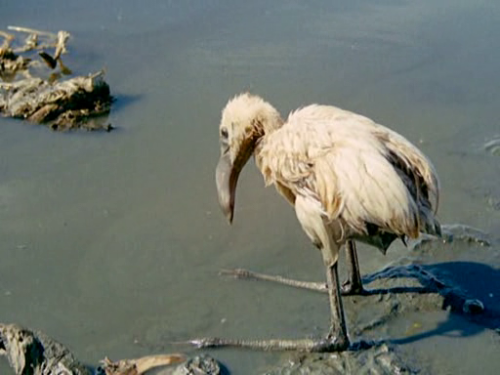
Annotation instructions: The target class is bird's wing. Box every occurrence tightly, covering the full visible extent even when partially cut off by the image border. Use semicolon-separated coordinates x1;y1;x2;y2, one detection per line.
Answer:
257;104;427;238
371;125;440;214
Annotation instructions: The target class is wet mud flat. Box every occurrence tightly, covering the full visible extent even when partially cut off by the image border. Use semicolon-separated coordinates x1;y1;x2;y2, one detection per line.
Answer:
250;224;500;374
0;26;113;131
3;224;495;374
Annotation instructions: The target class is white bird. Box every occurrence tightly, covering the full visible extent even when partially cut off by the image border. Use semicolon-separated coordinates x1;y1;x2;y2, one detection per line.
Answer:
211;93;441;352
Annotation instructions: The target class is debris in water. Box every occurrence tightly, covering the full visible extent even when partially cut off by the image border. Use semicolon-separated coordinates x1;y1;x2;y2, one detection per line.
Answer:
0;323;221;375
97;354;186;375
0;26;114;131
483;137;500;156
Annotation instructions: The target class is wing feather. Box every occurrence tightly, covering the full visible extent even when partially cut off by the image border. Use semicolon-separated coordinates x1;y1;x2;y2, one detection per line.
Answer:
256;104;439;239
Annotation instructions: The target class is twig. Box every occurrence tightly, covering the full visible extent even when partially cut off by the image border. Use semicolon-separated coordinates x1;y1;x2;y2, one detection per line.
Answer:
7;26;57;38
0;30;14;41
0;30;14;53
54;30;70;60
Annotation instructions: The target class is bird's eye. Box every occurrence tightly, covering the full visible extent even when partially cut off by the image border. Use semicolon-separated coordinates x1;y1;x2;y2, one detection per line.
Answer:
220;127;229;139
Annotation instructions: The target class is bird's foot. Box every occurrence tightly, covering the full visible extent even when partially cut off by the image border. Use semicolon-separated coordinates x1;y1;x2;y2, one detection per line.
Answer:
184;334;350;352
341;280;368;296
325;332;350;352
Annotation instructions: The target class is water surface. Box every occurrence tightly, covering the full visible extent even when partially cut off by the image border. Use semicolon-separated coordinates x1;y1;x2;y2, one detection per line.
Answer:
1;1;499;373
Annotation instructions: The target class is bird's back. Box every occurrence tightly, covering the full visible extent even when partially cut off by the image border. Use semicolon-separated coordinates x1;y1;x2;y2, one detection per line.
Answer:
256;104;440;247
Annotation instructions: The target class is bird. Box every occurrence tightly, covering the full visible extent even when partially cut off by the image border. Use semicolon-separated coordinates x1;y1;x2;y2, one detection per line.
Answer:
209;92;441;352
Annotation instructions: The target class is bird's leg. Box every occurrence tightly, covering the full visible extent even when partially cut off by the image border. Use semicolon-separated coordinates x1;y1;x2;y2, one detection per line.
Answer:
323;260;349;349
221;241;367;296
341;240;367;295
187;197;349;352
187;249;349;352
186;261;349;352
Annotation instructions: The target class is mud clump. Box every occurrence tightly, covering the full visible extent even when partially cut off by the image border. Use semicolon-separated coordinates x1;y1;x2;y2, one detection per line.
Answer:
263;344;418;375
0;323;90;375
170;355;222;375
1;73;113;131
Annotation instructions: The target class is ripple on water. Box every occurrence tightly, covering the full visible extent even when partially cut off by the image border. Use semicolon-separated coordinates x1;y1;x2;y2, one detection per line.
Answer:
483;137;500;156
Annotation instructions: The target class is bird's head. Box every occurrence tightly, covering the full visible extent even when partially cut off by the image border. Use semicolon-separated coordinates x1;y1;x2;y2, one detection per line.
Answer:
215;93;282;224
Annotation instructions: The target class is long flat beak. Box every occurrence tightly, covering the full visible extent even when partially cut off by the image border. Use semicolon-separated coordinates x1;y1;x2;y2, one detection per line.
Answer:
215;151;241;224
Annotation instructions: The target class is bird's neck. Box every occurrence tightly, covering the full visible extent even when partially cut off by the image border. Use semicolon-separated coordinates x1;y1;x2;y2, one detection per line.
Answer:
250;124;279;168
253;114;284;138
251;115;283;153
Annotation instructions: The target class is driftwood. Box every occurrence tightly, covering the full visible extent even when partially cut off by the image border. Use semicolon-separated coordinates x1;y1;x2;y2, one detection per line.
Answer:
0;323;220;375
98;354;221;375
0;27;113;131
0;72;113;131
98;355;186;375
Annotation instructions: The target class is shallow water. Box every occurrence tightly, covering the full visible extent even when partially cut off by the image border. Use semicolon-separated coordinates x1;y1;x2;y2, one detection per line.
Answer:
0;0;499;374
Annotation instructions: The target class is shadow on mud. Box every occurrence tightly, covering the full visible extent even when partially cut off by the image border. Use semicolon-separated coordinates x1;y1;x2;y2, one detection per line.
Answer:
381;260;500;345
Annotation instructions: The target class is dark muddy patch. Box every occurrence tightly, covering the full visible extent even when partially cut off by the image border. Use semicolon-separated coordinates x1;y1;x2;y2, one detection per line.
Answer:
262;344;418;375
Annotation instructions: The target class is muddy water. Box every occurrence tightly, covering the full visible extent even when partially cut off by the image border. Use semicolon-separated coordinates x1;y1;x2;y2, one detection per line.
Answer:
0;0;499;374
